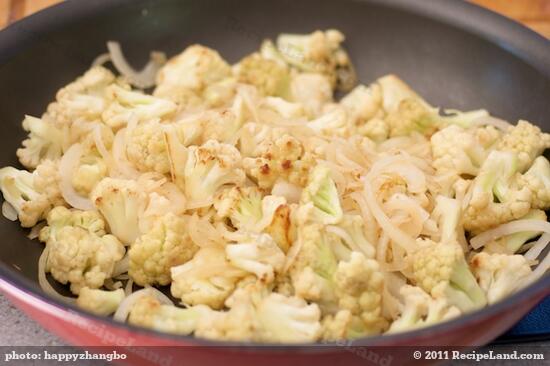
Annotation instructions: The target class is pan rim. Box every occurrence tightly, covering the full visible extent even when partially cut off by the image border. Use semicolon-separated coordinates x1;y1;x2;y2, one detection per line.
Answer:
0;0;549;349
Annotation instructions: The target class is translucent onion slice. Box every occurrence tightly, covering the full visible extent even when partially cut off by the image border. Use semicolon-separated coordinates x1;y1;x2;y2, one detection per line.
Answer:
59;144;95;210
525;233;550;261
27;222;46;240
114;287;172;323
272;179;302;204
38;247;75;304
363;178;416;253
113;253;129;278
107;41;166;89
470;220;550;250
112;128;141;179
471;115;513;131
2;201;17;221
124;278;134;297
91;53;111;67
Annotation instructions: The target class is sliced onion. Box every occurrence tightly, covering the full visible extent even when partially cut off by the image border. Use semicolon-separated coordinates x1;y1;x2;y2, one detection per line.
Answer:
272;179;302;204
113;253;129;277
38;247;75;304
470;220;550;250
91;53;111;67
2;201;17;221
107;41;166;89
59;144;95;210
525;233;550;261
124;278;134;296
187;214;224;247
363;178;416;253
27;222;46;240
522;250;550;288
112;128;140;179
471;115;513;131
114;288;148;322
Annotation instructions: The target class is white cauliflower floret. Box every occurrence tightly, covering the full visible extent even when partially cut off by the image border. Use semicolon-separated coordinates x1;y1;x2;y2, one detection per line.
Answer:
299;165;343;225
16;115;65;169
182;140;245;208
154;45;232;105
234;52;291;96
471;252;532;304
129;213;198;286
387;285;460;333
170;246;247;309
201;92;252;144
497;120;550;172
128;295;211;335
42;66;118;129
485;209;546;254
102;85;177;129
71;153;108;196
262;97;305;120
340;84;383;126
91;178;146;245
376;74;430;114
276;29;356;91
518;156;550;210
328;252;388;338
306;105;353;137
431;125;488;178
76;287;125;316
226;233;286;283
125;119;170;174
411;239;486;312
40;207;125;294
256;292;322;342
195;283;322;343
327;215;376;261
358;118;389;142
238;123;285;158
463;151;532;233
0;161;65;227
243;134;314;189
289;73;333;117
290;223;339;310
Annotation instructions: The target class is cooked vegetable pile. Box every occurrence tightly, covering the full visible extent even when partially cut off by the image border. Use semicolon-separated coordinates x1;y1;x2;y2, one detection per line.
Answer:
1;29;549;343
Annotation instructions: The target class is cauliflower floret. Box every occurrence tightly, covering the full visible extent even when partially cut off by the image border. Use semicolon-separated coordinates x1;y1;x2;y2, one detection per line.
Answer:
243;134;314;189
16;115;66;169
288;73;333;117
129;213;198;286
276;29;356;91
234;53;291;96
518;156;550;210
226;233;286;283
306;105;353;138
386;98;487;138
471;252;532;304
327;215;376;261
201;92;252;144
125;119;170;174
485;209;546;254
181;140;245;208
0;161;65;227
299;165;343;225
128;295;211;335
195;283;322;343
340;84;383;126
42;66;118;129
262;97;306;121
91;178;146;245
411;239;486;312
376;74;428;114
332;252;388;337
463;151;531;233
71;153;108;196
238;123;285;158
256;292;322;342
154;45;232;105
387;285;460;333
358;118;389;142
214;185;264;230
497;120;550;172
171;246;247;309
431;125;488;178
76;287;125;316
40;207;125;294
102;85;177;129
290;223;339;310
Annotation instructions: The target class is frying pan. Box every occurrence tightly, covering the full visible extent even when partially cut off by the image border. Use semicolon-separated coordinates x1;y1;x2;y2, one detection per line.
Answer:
0;0;549;364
